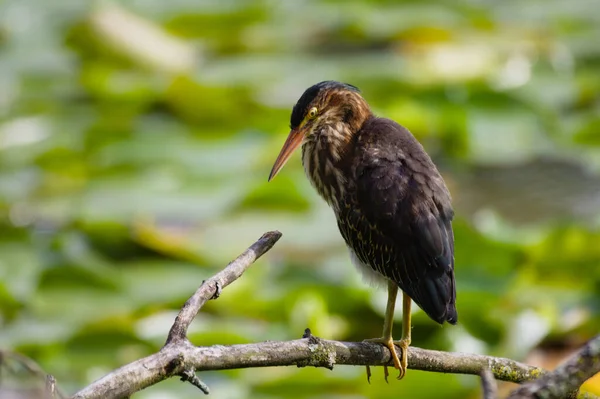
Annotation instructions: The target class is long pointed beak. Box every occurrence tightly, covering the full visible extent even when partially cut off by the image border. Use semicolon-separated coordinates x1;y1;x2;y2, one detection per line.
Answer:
268;128;304;181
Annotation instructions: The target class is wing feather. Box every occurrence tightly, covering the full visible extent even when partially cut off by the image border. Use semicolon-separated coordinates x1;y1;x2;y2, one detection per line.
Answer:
348;117;457;324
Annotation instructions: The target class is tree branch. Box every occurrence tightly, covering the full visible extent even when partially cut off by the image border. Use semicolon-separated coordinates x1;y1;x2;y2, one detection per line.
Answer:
0;350;66;399
507;335;600;399
72;335;548;399
480;368;499;399
166;230;283;343
184;336;546;380
68;231;599;399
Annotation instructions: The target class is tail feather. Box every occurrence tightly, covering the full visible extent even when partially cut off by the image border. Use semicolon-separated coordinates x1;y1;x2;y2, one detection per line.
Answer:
410;269;457;325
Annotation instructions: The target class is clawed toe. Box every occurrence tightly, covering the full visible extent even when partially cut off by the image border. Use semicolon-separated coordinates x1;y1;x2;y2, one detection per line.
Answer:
394;338;410;380
363;337;406;381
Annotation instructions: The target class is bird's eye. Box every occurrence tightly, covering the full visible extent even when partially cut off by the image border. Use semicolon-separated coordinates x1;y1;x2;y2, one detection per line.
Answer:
308;107;318;119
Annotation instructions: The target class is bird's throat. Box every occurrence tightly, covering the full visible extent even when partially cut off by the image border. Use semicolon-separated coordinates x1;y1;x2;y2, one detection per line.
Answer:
301;124;354;211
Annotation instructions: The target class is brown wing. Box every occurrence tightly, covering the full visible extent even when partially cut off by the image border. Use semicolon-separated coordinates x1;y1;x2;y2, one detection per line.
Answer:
348;117;457;324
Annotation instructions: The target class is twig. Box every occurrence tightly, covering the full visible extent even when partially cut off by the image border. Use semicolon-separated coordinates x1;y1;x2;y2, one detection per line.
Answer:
72;231;282;399
179;368;209;395
480;368;498;399
0;350;66;399
507;335;600;399
166;231;282;343
46;375;57;399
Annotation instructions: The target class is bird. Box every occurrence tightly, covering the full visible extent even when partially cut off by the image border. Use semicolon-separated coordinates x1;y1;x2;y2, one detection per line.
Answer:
268;81;457;381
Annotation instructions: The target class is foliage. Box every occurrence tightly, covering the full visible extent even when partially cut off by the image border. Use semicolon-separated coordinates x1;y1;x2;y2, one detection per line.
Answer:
0;0;599;397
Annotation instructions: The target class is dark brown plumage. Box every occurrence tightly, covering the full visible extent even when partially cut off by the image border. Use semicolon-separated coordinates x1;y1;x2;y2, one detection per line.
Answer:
269;80;457;380
339;117;457;324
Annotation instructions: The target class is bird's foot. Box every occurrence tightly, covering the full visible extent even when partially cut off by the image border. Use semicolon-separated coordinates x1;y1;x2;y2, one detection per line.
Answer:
393;337;410;380
363;336;403;382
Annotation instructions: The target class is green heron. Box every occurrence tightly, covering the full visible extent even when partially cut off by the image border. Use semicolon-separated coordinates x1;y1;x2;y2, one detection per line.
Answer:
268;81;457;381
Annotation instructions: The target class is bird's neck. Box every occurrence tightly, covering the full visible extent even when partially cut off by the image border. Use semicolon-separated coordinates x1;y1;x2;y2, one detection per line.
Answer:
301;121;359;211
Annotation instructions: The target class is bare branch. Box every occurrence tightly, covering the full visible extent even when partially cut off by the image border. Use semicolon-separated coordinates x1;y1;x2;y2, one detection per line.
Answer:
71;335;548;399
45;375;57;399
67;231;598;399
480;368;498;399
507;335;600;399
71;231;282;398
185;338;545;381
179;368;209;395
0;350;66;399
166;230;282;343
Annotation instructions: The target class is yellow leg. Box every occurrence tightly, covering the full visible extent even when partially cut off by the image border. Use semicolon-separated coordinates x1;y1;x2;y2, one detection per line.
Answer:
364;281;405;382
394;292;412;380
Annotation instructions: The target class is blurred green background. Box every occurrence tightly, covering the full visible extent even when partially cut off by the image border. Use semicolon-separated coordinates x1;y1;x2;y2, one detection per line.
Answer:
0;0;599;398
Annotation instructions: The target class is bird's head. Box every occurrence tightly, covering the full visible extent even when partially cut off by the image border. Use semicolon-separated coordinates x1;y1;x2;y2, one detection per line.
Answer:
268;80;371;181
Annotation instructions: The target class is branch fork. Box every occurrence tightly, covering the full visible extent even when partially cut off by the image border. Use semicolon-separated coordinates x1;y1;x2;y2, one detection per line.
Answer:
56;231;599;399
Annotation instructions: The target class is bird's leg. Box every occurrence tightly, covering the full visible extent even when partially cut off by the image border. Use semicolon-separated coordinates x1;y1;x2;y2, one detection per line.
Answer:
393;292;412;380
363;281;402;382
